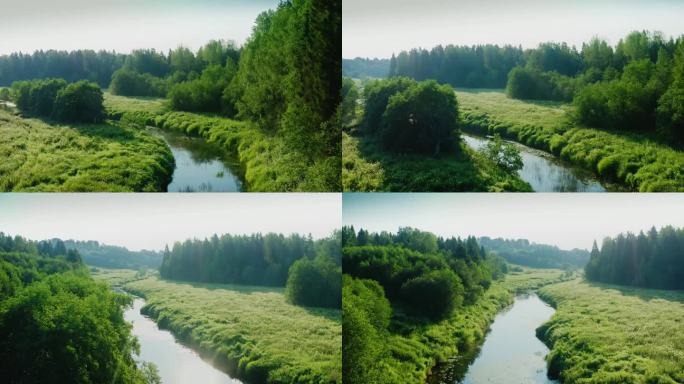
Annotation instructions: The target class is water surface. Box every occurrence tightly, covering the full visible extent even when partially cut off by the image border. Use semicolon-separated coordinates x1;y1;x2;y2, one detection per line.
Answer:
463;134;606;192
429;294;557;384
124;297;242;384
149;128;244;192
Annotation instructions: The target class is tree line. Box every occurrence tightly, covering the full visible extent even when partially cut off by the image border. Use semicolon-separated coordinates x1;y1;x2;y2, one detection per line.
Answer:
478;237;590;269
342;226;507;383
0;232;158;383
585;225;684;290
63;240;163;270
159;231;341;308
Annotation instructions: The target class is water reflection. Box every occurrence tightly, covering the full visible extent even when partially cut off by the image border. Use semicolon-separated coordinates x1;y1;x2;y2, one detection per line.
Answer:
149;128;244;192
462;134;606;192
429;294;557;384
125;298;242;384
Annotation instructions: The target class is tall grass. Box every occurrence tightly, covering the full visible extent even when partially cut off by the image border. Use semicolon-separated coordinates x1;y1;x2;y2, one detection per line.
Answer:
102;273;341;384
0;109;173;191
538;279;684;383
457;89;684;191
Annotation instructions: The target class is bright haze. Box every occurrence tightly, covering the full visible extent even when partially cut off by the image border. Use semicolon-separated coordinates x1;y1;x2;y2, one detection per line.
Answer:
0;194;341;251
0;0;280;55
343;193;684;251
343;0;684;59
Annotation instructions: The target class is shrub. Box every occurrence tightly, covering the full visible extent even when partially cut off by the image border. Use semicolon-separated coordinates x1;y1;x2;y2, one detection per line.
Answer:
362;77;416;134
506;66;576;101
286;256;341;309
10;78;67;117
400;269;464;320
110;68;166;97
52;80;105;123
379;80;459;154
168;63;236;113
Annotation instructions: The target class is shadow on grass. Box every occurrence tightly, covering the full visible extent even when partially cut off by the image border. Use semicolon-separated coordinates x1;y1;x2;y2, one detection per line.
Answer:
585;280;684;304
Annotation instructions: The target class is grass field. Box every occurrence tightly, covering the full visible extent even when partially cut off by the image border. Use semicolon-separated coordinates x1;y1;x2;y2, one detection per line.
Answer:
342;132;532;192
457;89;684;191
379;267;571;383
98;271;341;384
537;279;684;383
0;108;173;191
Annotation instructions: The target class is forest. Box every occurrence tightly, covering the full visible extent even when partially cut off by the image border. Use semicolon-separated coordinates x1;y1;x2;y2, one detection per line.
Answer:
159;231;342;308
63;240;163;270
1;0;341;192
585;225;684;289
478;237;590;269
0;232;159;383
342;58;390;79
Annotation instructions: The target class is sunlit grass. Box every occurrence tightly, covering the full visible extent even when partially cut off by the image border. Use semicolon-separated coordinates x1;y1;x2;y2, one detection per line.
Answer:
99;272;341;384
457;89;684;191
538;279;684;383
0;109;173;191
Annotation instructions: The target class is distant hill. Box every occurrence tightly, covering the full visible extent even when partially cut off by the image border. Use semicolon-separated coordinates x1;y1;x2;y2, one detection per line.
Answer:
343;57;390;79
479;237;589;269
62;240;163;270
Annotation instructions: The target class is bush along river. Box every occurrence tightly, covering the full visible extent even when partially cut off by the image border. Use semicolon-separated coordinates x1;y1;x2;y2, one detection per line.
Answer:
124;296;242;384
149;127;245;192
428;293;558;384
462;133;607;192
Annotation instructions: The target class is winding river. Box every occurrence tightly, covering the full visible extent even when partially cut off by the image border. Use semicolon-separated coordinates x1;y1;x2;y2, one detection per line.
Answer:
428;294;557;384
148;128;244;192
124;297;242;384
463;134;606;192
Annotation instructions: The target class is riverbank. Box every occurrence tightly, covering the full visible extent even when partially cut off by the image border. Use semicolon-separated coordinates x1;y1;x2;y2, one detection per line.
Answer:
537;279;684;383
102;273;341;384
379;267;573;384
457;89;684;191
0;108;173;191
342;132;532;191
105;93;340;192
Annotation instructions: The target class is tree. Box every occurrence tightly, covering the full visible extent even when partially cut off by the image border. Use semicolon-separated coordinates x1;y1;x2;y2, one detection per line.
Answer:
52;80;105;123
400;269;464;320
285;256;341;308
110;69;166;97
480;134;523;172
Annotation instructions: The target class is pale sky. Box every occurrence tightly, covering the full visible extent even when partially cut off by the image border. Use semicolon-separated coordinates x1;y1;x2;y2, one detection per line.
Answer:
343;193;684;251
0;194;341;251
0;0;280;55
343;0;684;59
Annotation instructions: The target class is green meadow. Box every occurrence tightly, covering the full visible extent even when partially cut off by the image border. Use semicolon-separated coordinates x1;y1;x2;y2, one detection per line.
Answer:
98;271;341;384
538;279;684;383
457;89;684;191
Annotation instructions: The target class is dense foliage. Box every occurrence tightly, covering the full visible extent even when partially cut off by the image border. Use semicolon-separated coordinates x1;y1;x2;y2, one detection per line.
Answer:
160;232;341;288
110;68;166;97
585;225;684;289
63;240;163;270
389;45;524;88
286;256;342;308
478;237;590;269
363;77;460;154
0;233;151;383
12;78;104;122
538;280;684;383
342;226;506;319
342;57;391;79
506;66;576;101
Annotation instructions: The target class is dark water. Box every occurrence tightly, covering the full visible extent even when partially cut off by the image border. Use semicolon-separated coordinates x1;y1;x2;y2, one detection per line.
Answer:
463;134;606;192
124;297;242;384
149;128;244;192
428;294;557;384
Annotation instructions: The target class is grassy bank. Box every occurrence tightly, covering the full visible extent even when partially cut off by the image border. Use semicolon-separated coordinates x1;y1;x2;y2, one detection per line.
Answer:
0;108;173;191
537;279;684;383
342;132;532;191
457;89;684;191
381;267;571;383
104;94;339;191
100;272;341;384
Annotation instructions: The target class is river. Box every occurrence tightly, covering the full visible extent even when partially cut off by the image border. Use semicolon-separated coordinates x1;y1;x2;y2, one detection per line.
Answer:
124;297;242;384
148;128;244;192
428;293;557;384
462;134;606;192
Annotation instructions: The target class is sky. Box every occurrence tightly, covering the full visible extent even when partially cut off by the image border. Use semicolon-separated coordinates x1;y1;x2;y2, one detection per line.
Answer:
343;0;684;58
0;0;280;55
343;193;684;250
0;194;341;251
